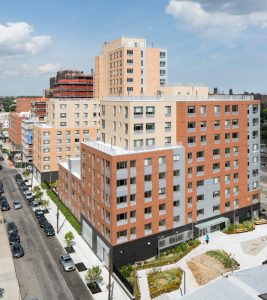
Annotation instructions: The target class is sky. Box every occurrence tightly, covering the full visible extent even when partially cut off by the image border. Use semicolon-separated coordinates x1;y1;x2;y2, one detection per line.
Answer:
1;0;267;96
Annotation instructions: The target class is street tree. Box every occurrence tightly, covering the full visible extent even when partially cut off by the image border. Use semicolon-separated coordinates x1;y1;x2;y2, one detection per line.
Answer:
65;231;75;247
85;266;103;288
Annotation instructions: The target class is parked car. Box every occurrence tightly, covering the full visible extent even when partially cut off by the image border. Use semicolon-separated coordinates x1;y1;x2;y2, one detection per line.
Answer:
0;156;4;161
35;209;44;219
27;197;35;206
20;185;28;193
0;186;4;194
31;201;40;212
0;195;7;205
0;181;3;188
59;254;76;272
13;200;22;210
11;242;24;258
7;222;18;235
38;216;48;228
262;260;267;265
1;200;10;211
15;174;22;181
25;191;33;200
8;231;20;245
43;223;55;236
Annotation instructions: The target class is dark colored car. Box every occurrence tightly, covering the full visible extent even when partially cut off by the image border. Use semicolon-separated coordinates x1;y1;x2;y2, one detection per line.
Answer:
263;260;267;265
8;231;20;245
38;216;48;228
0;156;4;161
35;209;44;219
0;181;3;188
7;222;18;235
43;223;55;236
0;186;4;194
27;197;35;206
1;201;10;211
21;185;28;193
11;242;24;258
15;174;22;181
0;195;7;205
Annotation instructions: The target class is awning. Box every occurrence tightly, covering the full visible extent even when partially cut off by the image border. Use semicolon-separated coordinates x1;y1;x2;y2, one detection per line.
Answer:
195;217;228;230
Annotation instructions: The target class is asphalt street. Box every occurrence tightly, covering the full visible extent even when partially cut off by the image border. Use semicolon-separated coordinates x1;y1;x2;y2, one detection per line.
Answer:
0;153;92;300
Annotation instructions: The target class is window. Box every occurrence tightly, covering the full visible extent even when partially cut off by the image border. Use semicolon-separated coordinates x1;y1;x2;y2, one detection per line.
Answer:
225;133;230;141
225;161;230;169
214;105;220;114
144;158;152;166
60;104;66;109
159;188;166;196
200;121;206;129
117;196;127;205
173;154;180;161
173;170;180;177
200;106;206;115
144;191;152;198
225;105;230;113
253;144;259;151
225;119;230;128
213;149;220;157
232;119;239;127
213;177;220;184
197;180;204;187
134;106;143;116
188;106;195;115
233;146;239;154
60;113;66;118
127;50;133;55
127;59;133;64
213;191;220;197
188;136;196;145
165;122;171;130
225;147;230;156
197;209;204;216
234;173;239;181
201;135;206;144
117;179;127;187
197;165;204;173
117;161;127;169
188;152;193;161
130;177;136;184
232;132;239;140
159;156;166;164
60;122;66;126
159;203;166;211
144;223;152;231
188;122;196;130
213;163;220;171
127;87;133;92
160;51;166;58
159;172;166;179
144;207;152;215
127;68;133;74
146;138;155;146
146;106;155;115
232;105;238;113
214;134;220;142
234;160;239;168
234;186;239;194
146;123;155;131
165;137;171;144
134;139;143;147
145;174;152;181
197;151;204;159
225;174;230;183
117;230;127;239
197;195;204;201
159;219;166;227
213;205;220;212
165;106;171;116
75;104;80;109
173;185;180;192
134;123;143;132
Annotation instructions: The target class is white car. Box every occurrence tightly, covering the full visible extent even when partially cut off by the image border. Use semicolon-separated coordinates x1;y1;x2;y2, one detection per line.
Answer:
25;191;33;200
31;201;40;212
13;201;22;210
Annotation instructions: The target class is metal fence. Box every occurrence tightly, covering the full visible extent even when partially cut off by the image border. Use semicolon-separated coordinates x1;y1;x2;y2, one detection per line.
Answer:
113;264;134;296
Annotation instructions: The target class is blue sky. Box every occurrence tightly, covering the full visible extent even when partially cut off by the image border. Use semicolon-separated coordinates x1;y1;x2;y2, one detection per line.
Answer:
1;0;267;96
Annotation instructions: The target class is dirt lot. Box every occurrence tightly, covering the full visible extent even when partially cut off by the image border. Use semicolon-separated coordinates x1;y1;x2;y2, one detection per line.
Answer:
187;254;232;286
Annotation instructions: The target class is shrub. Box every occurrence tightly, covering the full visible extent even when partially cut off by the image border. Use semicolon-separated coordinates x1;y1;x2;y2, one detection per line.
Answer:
148;268;183;298
206;250;239;269
45;188;81;234
120;264;133;279
85;266;103;287
41;182;49;189
243;220;254;231
65;231;75;247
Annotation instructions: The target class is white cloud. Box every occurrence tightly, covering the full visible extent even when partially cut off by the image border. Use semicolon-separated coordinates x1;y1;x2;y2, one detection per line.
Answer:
0;22;51;56
166;0;267;39
0;63;61;77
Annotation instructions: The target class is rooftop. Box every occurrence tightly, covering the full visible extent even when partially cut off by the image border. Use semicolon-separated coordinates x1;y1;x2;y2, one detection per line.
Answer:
105;94;254;102
82;140;183;156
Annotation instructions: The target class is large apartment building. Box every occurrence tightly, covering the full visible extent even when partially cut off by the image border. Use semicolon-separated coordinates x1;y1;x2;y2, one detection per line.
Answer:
32;98;99;183
94;37;167;98
58;90;261;267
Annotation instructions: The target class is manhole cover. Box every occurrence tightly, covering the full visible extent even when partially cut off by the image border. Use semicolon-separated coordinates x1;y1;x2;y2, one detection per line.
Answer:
75;262;87;272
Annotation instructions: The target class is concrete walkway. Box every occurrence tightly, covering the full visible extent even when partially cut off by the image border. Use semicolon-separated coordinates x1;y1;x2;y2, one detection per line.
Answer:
31;176;131;300
0;212;22;300
137;226;267;300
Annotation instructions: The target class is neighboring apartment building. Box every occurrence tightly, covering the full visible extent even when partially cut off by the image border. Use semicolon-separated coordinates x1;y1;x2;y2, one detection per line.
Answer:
94;37;167;98
58;91;261;267
8;97;48;150
32;98;99;183
0;112;9;129
45;70;93;99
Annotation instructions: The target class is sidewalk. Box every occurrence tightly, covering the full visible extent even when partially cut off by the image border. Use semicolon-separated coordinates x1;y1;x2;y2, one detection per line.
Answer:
32;176;131;300
0;212;22;300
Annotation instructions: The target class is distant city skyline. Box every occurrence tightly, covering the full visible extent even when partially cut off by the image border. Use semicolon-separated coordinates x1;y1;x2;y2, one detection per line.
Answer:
1;0;267;96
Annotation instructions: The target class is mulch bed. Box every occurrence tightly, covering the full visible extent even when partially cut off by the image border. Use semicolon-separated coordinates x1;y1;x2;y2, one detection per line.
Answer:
65;246;75;254
87;283;102;294
75;262;87;272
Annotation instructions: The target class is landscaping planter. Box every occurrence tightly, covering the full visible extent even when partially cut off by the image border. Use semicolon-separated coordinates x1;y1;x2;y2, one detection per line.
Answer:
65;246;75;254
87;282;102;294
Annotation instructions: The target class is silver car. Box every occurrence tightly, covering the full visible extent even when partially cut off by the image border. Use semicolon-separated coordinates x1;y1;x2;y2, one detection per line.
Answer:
60;254;76;272
31;201;40;212
13;201;22;210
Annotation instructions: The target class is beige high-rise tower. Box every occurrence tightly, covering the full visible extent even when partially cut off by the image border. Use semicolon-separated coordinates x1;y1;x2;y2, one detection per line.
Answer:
94;37;167;98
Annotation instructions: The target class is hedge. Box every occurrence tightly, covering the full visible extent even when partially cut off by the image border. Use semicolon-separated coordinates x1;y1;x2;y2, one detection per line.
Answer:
43;184;81;234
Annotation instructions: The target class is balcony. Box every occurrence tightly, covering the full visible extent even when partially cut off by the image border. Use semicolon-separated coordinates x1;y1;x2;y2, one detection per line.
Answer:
159;210;166;216
130;217;136;223
117;236;128;244
213;168;220;173
144;229;152;236
197;157;204;162
188;142;196;148
197;171;204;176
117;219;128;226
159;225;166;232
188;128;196;132
213;155;220;160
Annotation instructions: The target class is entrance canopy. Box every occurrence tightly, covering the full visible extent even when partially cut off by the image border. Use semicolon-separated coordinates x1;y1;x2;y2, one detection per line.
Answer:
195;217;228;230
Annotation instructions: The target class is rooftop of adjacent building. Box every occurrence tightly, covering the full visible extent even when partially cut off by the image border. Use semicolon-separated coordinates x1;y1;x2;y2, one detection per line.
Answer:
59;157;80;179
82;140;183;156
104;94;255;102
